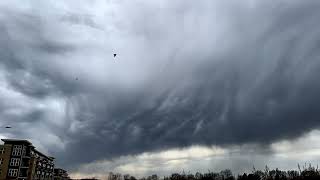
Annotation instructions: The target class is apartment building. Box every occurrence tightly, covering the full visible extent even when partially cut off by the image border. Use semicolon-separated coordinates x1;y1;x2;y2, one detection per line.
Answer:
0;139;55;180
53;168;70;180
33;149;55;180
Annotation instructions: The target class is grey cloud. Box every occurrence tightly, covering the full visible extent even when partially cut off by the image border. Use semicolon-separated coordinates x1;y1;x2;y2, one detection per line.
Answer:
72;133;320;178
0;0;320;172
59;13;102;30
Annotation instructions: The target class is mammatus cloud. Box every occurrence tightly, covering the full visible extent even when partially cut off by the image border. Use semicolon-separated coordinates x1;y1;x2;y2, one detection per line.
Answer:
1;0;320;176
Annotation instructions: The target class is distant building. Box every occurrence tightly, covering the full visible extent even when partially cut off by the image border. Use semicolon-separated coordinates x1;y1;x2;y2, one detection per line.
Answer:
0;139;55;180
54;168;70;180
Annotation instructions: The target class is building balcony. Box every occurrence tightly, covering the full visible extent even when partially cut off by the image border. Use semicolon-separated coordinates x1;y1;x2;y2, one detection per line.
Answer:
21;158;30;167
19;168;28;178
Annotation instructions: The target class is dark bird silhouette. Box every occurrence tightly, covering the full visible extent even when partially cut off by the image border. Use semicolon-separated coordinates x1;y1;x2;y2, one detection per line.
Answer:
114;54;117;58
5;126;11;129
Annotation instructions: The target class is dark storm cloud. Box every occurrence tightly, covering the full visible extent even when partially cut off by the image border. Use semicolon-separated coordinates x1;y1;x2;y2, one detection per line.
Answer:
1;0;320;170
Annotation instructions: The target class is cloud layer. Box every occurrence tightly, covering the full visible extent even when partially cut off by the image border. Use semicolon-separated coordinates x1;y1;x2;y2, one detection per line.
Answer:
71;130;320;179
1;0;320;173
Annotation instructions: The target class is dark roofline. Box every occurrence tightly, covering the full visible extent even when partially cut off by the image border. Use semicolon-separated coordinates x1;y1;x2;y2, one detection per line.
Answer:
54;168;66;171
34;149;55;161
1;139;32;145
1;139;54;160
49;156;55;160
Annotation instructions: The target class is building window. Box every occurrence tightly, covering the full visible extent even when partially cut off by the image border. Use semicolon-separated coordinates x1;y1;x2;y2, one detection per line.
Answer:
0;158;3;165
0;148;4;154
8;169;18;177
22;146;26;156
12;145;22;156
10;158;20;166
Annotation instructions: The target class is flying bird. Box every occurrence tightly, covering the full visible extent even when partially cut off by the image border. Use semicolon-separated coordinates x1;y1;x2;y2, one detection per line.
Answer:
113;54;117;58
5;126;11;129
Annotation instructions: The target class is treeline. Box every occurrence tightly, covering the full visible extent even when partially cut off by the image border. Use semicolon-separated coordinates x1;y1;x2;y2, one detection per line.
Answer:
105;164;320;180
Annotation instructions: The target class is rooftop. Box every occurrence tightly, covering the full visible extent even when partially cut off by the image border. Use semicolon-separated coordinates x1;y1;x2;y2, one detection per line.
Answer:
55;168;67;172
34;149;55;161
1;139;54;160
1;139;33;145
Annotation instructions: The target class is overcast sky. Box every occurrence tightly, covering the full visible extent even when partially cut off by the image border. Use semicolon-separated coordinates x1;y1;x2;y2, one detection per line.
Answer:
1;0;320;179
